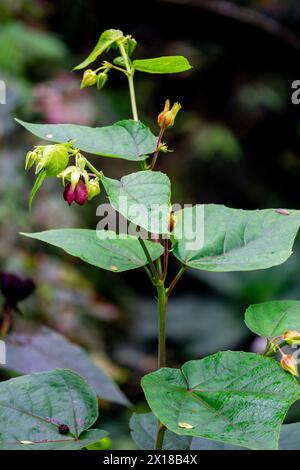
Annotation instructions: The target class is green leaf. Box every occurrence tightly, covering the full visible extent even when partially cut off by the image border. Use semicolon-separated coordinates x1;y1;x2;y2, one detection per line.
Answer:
4;327;129;406
0;369;107;450
133;56;192;74
102;171;171;234
245;300;300;338
130;413;191;450
20;229;164;272
29;170;46;212
16;119;157;162
172;205;300;272
141;351;300;450
191;423;300;450
73;29;123;70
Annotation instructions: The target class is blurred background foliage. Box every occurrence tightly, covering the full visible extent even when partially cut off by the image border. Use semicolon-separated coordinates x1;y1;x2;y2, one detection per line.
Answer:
1;0;300;449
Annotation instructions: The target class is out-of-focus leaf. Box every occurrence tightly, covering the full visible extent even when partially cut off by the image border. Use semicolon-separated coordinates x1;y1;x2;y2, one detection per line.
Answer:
0;369;107;450
142;352;300;450
102;171;171;234
133;56;192;74
194;124;242;161
16;119;157;161
20;229;164;272
3;327;129;406
130;413;191;450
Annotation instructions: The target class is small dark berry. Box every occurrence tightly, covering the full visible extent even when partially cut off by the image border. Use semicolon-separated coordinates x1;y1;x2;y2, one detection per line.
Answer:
58;424;70;435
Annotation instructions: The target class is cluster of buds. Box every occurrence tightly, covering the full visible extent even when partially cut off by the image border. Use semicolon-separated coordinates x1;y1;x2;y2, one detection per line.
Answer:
157;99;181;130
58;154;101;206
25;141;75;177
80;68;109;91
266;330;300;377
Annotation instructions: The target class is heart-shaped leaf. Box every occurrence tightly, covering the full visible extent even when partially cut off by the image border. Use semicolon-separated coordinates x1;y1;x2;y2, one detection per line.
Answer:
102;171;171;234
74;29;123;70
172;205;300;271
16;119;157;161
133;56;192;74
245;300;300;338
141;351;300;450
130;412;191;450
3;327;129;406
20;229;164;272
0;369;107;450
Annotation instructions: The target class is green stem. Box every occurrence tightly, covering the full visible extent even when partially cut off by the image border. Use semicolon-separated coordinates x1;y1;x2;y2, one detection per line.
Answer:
138;237;159;282
166;265;187;297
155;423;166;450
85;160;103;179
154;281;168;450
118;41;139;121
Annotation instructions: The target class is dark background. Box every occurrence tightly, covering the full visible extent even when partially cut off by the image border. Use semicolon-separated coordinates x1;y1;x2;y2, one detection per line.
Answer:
1;0;300;448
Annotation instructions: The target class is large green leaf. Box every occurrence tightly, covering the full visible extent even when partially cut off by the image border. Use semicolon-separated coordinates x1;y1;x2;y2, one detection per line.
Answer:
102;171;171;234
172;205;300;272
141;351;300;450
191;423;300;450
133;56;192;74
0;369;107;450
130;413;300;450
3;327;129;406
74;29;123;70
16;119;157;161
130;413;191;450
245;300;300;338
20;229;164;272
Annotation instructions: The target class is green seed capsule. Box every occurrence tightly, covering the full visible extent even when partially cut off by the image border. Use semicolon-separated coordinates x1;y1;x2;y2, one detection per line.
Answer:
97;73;108;90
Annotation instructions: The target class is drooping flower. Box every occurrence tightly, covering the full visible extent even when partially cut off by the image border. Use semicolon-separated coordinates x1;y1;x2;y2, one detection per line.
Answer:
280;354;299;377
63;180;88;206
0;272;35;306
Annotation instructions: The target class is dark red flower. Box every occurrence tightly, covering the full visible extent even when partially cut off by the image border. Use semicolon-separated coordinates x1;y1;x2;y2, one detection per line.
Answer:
0;272;35;305
74;180;88;205
63;180;88;206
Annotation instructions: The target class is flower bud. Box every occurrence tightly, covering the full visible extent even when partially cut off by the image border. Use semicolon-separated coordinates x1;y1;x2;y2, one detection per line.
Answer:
283;330;300;345
169;211;176;232
74;179;88;205
63;180;88;206
280;354;299;377
87;179;101;200
97;72;108;90
80;69;97;89
157;100;181;129
126;37;137;57
0;272;35;305
25;151;37;170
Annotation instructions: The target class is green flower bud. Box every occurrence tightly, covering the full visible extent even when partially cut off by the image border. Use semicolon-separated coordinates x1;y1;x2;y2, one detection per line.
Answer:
87;179;101;200
80;69;97;89
25;151;37;170
125;37;137;57
97;72;108;90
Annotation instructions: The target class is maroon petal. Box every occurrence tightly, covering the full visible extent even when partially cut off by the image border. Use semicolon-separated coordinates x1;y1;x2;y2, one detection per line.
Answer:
0;272;35;304
75;180;88;205
63;183;75;206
